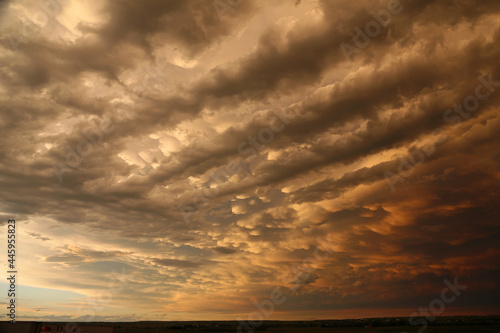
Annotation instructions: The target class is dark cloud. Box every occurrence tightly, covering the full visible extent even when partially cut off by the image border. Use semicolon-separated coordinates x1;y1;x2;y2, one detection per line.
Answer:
0;0;499;321
45;254;84;263
27;232;50;241
153;258;204;268
212;246;237;254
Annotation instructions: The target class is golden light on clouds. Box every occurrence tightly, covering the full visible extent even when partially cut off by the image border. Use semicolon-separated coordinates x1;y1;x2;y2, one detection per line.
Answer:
0;0;499;325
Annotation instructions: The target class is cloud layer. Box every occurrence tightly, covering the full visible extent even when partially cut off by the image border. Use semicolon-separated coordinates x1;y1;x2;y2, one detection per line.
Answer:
0;0;499;322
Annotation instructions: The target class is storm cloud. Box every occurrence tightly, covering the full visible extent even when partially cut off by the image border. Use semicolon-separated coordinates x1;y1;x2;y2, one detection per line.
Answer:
0;0;499;322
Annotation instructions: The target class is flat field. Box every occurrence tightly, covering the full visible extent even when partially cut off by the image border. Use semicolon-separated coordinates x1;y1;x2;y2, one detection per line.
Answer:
114;325;500;333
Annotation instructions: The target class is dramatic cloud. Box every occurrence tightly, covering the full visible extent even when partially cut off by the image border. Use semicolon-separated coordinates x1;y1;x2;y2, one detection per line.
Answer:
0;0;499;322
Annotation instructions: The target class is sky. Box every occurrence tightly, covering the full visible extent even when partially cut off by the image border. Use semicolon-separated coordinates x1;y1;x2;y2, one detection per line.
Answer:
0;0;499;324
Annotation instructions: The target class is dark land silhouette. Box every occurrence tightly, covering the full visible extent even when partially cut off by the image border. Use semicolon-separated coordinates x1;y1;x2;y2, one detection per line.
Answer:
4;315;499;333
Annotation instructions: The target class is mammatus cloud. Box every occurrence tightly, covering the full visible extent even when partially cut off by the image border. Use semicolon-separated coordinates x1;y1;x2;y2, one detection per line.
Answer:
0;0;499;322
